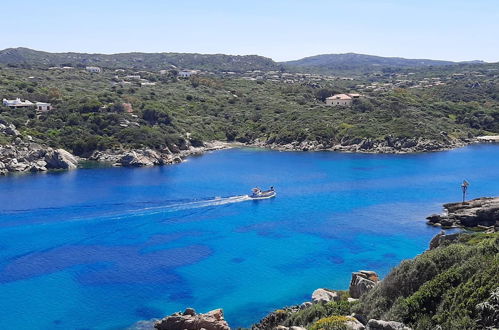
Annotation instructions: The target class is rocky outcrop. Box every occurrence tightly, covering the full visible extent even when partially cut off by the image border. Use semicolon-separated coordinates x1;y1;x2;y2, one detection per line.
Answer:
0;125;78;175
89;141;230;167
45;149;78;169
349;271;379;299
427;197;499;229
154;308;230;330
312;288;340;304
251;136;468;154
366;319;412;330
428;230;460;250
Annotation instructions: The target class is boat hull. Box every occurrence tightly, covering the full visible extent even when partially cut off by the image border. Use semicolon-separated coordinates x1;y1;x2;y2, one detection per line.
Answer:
249;191;276;200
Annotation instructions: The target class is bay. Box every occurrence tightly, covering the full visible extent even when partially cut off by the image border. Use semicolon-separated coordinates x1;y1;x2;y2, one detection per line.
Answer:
0;145;498;329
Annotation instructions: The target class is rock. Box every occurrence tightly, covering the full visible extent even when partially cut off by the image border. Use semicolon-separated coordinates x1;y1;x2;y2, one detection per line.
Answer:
183;308;196;316
45;149;78;169
7;158;29;172
352;313;368;325
154;308;230;330
299;302;312;309
346;317;366;330
349;270;379;299
118;149;162;167
426;197;499;229
366;319;412;330
0;161;7;175
252;306;300;330
312;288;339;304
29;160;48;172
4;124;20;136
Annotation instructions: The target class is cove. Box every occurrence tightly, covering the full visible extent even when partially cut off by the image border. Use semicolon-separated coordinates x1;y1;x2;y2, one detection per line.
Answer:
0;144;498;329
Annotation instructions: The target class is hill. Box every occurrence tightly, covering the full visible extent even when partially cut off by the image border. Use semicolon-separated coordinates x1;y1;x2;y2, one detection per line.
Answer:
281;53;485;74
0;47;280;72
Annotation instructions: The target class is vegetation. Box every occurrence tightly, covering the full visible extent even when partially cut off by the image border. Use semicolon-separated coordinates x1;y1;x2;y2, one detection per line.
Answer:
0;51;498;156
0;47;280;73
353;232;499;329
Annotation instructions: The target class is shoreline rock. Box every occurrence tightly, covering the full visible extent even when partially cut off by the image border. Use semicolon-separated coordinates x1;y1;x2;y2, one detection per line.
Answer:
0;140;78;176
426;197;499;230
154;308;230;330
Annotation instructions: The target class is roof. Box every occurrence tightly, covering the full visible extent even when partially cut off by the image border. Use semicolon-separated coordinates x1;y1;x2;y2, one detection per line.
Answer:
3;98;34;106
326;94;352;100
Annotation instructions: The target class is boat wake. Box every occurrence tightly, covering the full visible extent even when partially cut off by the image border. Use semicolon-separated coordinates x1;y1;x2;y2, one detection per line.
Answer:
120;195;253;218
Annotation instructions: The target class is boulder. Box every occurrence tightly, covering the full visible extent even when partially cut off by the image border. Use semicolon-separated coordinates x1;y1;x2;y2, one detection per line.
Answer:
312;288;339;304
117;149;162;167
349;271;379;299
4;124;20;136
29;160;48;172
0;161;6;175
299;302;312;309
45;149;78;169
346;317;366;330
154;308;230;330
366;319;411;330
6;158;29;172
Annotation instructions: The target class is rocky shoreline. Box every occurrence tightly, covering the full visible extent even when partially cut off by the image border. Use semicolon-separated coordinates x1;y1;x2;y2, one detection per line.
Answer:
427;196;499;230
0;118;495;177
248;135;472;154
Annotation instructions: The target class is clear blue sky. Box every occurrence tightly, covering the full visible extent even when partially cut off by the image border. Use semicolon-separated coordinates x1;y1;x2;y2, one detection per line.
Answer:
1;0;498;62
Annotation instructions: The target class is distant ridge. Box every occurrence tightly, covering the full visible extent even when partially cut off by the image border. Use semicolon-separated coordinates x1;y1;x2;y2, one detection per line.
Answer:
0;47;279;72
280;53;486;74
0;48;487;74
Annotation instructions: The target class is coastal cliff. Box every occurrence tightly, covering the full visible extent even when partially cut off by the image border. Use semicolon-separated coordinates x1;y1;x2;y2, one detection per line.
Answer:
139;201;499;330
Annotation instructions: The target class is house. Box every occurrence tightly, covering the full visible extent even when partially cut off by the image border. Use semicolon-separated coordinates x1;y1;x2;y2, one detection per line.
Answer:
35;102;52;112
2;98;34;108
178;70;197;78
86;66;102;73
325;93;360;106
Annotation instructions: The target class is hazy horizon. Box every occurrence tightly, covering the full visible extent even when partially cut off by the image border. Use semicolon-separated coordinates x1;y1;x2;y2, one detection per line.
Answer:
1;0;498;62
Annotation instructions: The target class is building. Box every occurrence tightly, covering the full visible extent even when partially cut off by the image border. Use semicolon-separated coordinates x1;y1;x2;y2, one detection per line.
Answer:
35;102;52;112
2;98;34;108
178;70;197;78
325;93;360;106
86;66;102;73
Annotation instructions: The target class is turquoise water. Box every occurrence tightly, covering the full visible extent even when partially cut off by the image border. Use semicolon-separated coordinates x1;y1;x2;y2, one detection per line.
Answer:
0;145;498;329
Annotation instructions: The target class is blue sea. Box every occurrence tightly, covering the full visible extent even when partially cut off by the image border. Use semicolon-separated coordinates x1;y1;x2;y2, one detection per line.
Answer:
0;145;498;329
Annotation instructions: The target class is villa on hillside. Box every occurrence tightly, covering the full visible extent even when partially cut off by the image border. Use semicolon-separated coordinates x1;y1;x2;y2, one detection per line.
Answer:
3;98;52;111
178;70;198;78
325;93;361;106
3;98;34;108
86;66;102;73
35;102;52;112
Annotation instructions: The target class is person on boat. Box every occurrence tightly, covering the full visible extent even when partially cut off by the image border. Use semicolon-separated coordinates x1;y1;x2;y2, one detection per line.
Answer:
270;186;274;191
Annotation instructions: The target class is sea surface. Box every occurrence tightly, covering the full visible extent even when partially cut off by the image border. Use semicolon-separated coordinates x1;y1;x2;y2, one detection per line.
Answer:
0;145;498;329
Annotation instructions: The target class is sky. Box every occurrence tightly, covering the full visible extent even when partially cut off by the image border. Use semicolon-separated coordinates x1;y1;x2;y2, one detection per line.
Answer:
1;0;498;62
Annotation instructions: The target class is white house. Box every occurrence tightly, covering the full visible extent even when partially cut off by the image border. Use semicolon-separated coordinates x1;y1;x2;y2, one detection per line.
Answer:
177;70;197;78
35;102;52;112
86;66;102;73
2;98;34;108
325;93;361;106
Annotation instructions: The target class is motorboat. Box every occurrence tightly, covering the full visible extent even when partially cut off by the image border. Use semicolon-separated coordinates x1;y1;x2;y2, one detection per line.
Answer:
250;187;276;200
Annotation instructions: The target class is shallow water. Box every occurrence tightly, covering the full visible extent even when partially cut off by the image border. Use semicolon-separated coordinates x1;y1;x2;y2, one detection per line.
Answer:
0;145;498;329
